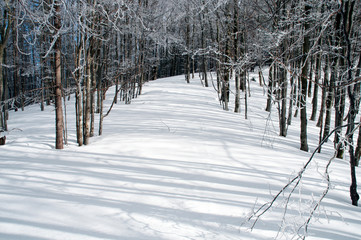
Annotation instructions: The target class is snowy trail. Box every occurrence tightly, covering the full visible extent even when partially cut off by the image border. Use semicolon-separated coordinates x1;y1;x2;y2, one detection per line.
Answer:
0;75;360;240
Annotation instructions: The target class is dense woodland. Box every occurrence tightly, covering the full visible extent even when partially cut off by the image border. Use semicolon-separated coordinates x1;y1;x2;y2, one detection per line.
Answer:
0;0;361;205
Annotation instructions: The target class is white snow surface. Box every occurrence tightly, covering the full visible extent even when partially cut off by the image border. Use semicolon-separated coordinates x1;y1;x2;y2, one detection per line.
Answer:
1;74;360;240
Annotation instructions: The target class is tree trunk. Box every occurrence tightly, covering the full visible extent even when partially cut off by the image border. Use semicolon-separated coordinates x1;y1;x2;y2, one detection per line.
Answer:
334;84;346;158
300;3;311;152
317;58;329;153
233;3;240;113
310;53;321;121
342;0;359;206
244;71;248;119
235;74;241;113
307;56;313;98
185;13;191;84
0;51;5;132
90;62;96;137
0;4;11;134
265;64;274;112
54;1;64;149
354;53;361;114
287;64;296;126
84;54;92;145
220;5;232;111
98;85;104;136
76;83;83;146
354;53;361;164
279;66;288;137
322;65;335;141
294;73;301;118
316;56;329;127
13;28;20;111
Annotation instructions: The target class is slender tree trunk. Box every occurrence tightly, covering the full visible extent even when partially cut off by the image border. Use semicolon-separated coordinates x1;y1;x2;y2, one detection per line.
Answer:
323;2;341;144
233;3;240;113
84;54;92;145
258;68;264;86
307;56;313;98
201;0;209;87
266;64;274;112
335;84;346;158
185;13;191;84
300;3;311;152
279;66;288;137
221;5;231;111
317;57;329;128
90;61;96;137
294;73;301;118
323;68;335;141
201;29;208;86
0;4;11;136
74;36;83;146
13;29;20;111
244;71;248;119
54;1;64;149
62;93;68;145
235;73;241;113
355;115;361;166
342;0;359;206
310;53;321;121
354;52;361;114
3;49;8;130
76;83;83;146
354;53;361;163
0;51;5;132
287;65;296;126
98;85;104;136
96;63;101;114
138;39;144;96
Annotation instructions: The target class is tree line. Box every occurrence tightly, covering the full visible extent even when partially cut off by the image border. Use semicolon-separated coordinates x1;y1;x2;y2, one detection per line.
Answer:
0;0;360;205
181;0;361;207
0;0;181;148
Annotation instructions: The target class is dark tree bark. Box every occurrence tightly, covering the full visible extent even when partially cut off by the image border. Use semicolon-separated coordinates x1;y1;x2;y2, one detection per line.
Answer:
0;2;12;134
334;84;346;158
307;56;314;98
300;2;311;152
234;0;241;113
279;65;288;137
354;53;361;164
184;11;191;84
310;53;321;121
342;0;359;206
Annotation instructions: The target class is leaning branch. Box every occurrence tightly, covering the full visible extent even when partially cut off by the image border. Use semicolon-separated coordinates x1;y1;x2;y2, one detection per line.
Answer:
245;122;361;237
102;86;122;119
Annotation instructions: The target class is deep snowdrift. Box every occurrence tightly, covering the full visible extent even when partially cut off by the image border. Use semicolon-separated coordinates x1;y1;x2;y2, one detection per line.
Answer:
0;74;360;240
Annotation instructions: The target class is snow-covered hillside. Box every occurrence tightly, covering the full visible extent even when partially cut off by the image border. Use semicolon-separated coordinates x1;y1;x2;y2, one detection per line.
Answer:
0;74;360;240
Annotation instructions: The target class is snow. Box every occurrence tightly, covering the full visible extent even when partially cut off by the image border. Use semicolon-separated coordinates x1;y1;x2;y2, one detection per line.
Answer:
0;73;360;240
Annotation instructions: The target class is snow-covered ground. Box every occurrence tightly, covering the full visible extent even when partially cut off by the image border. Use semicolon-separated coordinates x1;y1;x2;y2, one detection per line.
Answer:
0;73;360;240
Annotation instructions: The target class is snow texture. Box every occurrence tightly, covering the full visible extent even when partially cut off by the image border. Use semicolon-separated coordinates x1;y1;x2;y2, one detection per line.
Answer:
0;73;360;240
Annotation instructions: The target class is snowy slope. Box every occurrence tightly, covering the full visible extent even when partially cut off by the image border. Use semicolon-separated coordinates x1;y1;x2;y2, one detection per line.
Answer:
0;74;360;240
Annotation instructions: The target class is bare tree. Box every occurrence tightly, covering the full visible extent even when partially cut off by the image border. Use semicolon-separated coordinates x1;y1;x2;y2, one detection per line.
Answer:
0;0;13;136
54;0;64;149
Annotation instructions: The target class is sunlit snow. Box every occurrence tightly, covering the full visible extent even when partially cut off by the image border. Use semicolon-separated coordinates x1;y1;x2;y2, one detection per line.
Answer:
0;73;360;240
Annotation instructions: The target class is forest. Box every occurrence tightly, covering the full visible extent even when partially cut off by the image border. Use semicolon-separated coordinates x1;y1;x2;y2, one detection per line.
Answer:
0;0;361;234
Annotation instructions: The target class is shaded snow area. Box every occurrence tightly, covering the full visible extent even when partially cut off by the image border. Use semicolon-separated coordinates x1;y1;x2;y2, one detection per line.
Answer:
1;74;360;240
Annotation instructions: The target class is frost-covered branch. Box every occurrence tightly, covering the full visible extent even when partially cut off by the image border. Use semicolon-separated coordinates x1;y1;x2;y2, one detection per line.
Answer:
244;122;361;239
